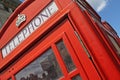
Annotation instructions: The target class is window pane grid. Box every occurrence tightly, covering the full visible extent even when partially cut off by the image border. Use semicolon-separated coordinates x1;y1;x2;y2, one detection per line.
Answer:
56;40;76;72
15;48;63;80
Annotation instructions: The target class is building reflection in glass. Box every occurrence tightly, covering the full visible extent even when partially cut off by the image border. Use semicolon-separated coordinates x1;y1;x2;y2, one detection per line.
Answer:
15;49;63;80
72;75;82;80
56;40;76;72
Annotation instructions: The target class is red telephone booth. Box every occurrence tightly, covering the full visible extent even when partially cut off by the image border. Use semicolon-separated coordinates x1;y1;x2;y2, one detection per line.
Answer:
0;0;120;80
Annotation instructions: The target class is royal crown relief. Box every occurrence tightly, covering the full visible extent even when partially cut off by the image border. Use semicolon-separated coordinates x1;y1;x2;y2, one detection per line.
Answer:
16;14;26;27
2;2;58;58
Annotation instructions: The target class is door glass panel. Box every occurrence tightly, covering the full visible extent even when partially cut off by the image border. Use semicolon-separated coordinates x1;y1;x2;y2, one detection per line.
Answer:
56;40;76;72
72;75;82;80
107;34;120;56
15;48;63;80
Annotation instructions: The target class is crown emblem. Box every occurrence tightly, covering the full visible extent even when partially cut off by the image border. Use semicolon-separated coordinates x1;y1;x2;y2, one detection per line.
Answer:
16;14;26;27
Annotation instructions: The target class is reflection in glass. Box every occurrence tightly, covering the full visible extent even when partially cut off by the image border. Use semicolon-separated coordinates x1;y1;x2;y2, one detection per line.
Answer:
72;75;82;80
56;40;76;72
15;49;63;80
8;78;12;80
107;34;120;56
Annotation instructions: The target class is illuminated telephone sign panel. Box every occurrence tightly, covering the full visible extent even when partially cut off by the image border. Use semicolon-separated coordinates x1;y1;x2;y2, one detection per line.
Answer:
1;2;58;58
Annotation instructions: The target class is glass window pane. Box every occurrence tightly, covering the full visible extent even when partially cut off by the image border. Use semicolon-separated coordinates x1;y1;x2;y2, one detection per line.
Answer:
107;34;120;56
8;78;12;80
72;75;82;80
56;40;76;72
15;48;63;80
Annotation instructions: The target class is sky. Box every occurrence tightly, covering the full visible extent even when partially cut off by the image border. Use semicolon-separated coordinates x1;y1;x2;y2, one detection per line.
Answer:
19;0;24;2
86;0;120;37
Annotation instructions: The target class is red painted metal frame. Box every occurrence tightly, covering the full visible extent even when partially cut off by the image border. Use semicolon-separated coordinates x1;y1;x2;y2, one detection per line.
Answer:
0;19;100;80
0;0;120;80
67;4;120;80
101;22;120;64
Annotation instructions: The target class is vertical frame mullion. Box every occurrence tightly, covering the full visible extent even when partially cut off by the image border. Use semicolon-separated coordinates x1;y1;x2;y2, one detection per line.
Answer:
51;43;68;78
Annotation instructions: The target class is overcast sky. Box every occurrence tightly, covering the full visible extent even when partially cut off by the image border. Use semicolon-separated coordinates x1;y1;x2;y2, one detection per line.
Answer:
86;0;120;37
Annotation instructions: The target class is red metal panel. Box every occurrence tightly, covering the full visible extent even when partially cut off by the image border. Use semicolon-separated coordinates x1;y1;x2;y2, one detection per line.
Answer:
68;5;120;79
98;22;120;63
0;0;52;48
0;0;58;69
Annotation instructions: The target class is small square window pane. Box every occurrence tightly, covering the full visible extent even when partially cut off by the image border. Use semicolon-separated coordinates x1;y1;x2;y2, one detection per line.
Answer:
56;40;76;72
107;34;120;56
8;78;12;80
72;75;82;80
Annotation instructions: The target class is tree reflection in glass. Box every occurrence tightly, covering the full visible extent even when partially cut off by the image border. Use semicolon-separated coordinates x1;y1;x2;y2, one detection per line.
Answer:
15;49;63;80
